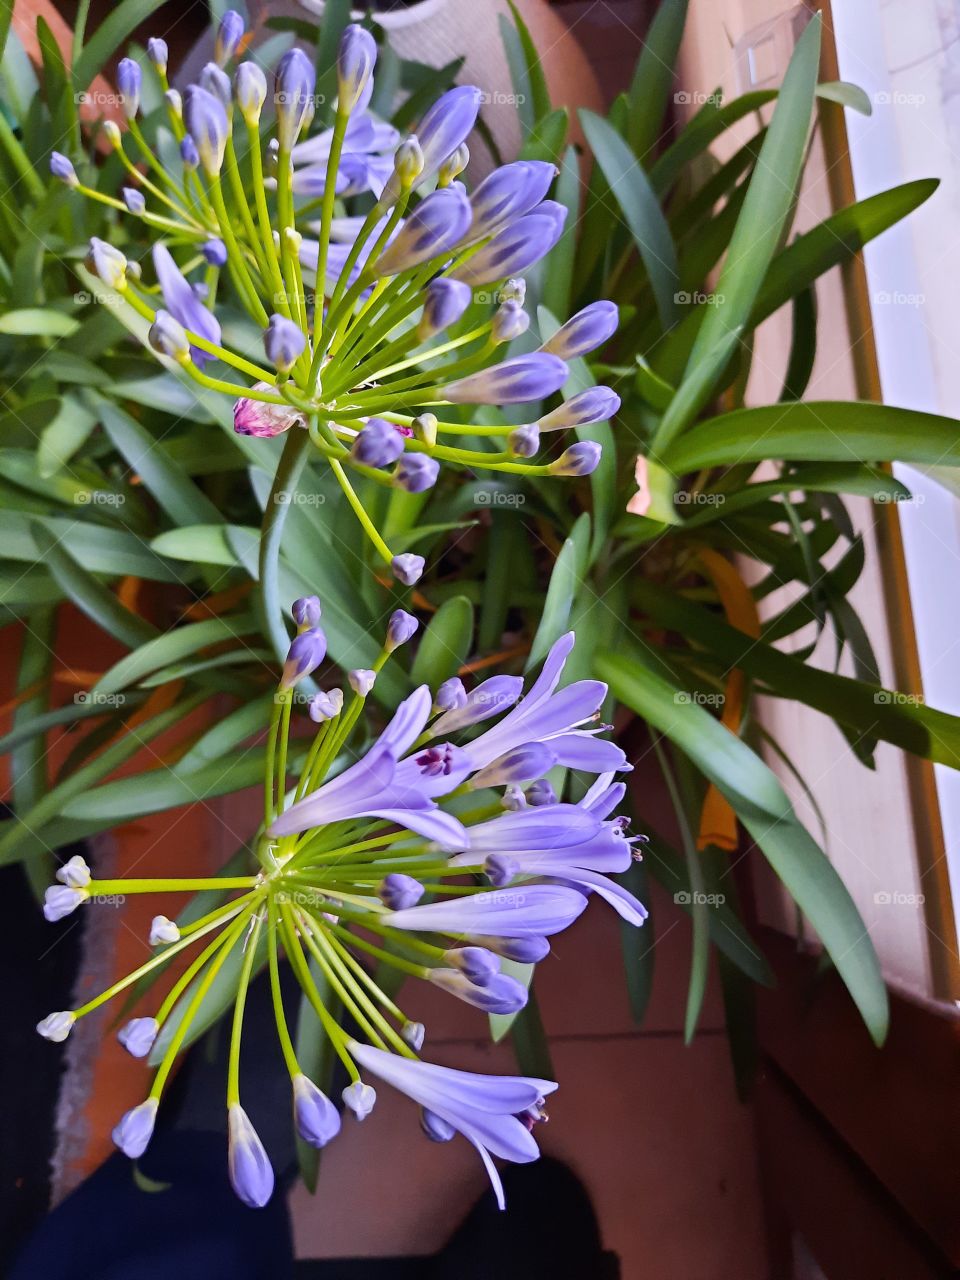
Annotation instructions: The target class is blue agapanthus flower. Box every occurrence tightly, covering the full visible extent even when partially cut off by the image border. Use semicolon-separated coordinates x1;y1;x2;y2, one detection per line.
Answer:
37;603;646;1209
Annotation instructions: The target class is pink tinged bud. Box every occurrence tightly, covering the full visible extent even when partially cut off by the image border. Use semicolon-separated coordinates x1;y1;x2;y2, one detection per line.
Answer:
147;38;168;75
282;627;327;688
372;187;472;278
50;152;78;186
443;946;500;985
444;353;568;406
122;187;146;215
434;676;466;712
391;553;425;587
233;386;304;438
117;57;142;119
309;688;343;722
418;277;472;342
508;424;539;458
118;1017;159;1058
112;1097;159;1159
228;1104;275;1207
541;301;619;359
538;386;621;431
386;608;419;650
337;24;377;113
264;313;307;373
37;1011;75;1042
149;915;180;945
401;1021;425;1051
43;885;85;922
215;10;245;67
421;1108;456;1142
549;441;602;477
56;854;91;888
626;455;652;517
349;669;376;696
275;48;316;151
394;454;439;493
485;854;519;887
293;1074;341;1148
235;61;267;123
352;417;405;468
342;1081;376;1120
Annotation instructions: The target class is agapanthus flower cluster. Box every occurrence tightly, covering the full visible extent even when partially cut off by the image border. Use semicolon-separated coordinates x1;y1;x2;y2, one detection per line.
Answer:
51;14;621;585
37;596;646;1209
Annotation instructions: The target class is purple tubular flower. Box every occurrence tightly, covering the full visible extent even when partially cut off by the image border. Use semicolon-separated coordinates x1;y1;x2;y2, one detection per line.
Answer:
418;277;473;341
386;608;419;650
147;37;168;75
200;61;232;110
202;237;227;267
428;968;528;1014
394;454;439;493
234;386;303;437
538;386;621;431
443;946;500;985
153;244;222;366
582;773;626;819
275;48;316;151
387;883;588;937
470;742;556;789
434;677;467;712
50;152;78;186
122;187;146;214
117;1017;159;1059
450;202;567;288
228;1104;275;1208
116;58;142;119
263;313;307;372
379;873;425;910
292;595;322;629
541;301;619;359
112;1098;158;1159
281;628;327;687
391;553;425;586
352;417;405;467
372;187;472;277
509;424;540;459
430;675;523;736
549;441;602;476
293;1074;341;1148
337;24;377;113
183;85;229;175
464;160;556;241
443;353;568;406
214;10;245;66
415;85;482;182
547;731;629;772
349;1041;556;1210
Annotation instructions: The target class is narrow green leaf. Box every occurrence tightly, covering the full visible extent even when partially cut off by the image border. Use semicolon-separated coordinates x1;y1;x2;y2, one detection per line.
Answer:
626;0;689;156
410;596;474;687
0;308;78;337
506;1;551;121
526;514;590;670
92;613;259;696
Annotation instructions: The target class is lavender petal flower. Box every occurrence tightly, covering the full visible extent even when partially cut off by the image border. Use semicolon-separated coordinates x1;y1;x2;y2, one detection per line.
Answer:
118;1016;159;1058
351;417;405;467
386;883;588;937
418;277;473;341
429;675;523;736
214;10;245;67
443;353;568;406
234;385;304;437
153;244;222;366
463;160;556;241
450;202;567;287
183;85;229;175
549;441;602;476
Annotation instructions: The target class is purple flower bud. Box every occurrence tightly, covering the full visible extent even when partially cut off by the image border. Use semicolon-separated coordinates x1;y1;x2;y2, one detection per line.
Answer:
112;1098;158;1159
148;310;190;361
379;873;425;911
275;48;316;151
263;313;307;373
401;1021;425;1051
471;742;556;788
147;37;168;75
183;85;229;175
215;10;245;67
150;915;180;945
349;669;376;696
451;202;567;288
352;417;405;468
50;151;78;186
465;160;556;240
202;238;227;267
418;277;472;341
372;187;472;278
549;441;602;476
435;676;467;712
526;779;558;806
394;454;439;493
235;61;267;123
509;424;540;458
342;1081;377;1119
309;688;343;722
421;1108;456;1142
37;1010;75;1041
538;385;621;431
290;596;320;629
293;1074;341;1148
117;58;142;119
541;301;619;359
86;237;127;289
491;300;529;344
485;854;519;887
180;134;200;169
443;946;500;985
200;61;232;110
337;24;377;113
43;885;85;922
502;785;526;811
281;628;327;688
118;1017;159;1058
416;86;482;180
122;187;146;214
228;1104;274;1207
444;353;568;406
56;854;91;888
477;934;551;964
386;608;419;651
391;553;425;587
427;968;528;1014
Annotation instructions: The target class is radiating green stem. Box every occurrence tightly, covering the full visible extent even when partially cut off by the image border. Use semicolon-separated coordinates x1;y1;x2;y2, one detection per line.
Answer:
226;908;266;1105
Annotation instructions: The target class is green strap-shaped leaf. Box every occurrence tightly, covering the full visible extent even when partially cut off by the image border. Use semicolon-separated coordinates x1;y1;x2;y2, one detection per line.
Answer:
72;0;170;91
525;513;590;670
92;612;259;696
507;1;551;122
626;0;689;157
599;651;888;1044
410;596;474;687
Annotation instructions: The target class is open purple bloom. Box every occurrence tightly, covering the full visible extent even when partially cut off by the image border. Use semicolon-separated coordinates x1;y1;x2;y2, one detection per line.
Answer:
349;1041;556;1210
387;883;588;937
